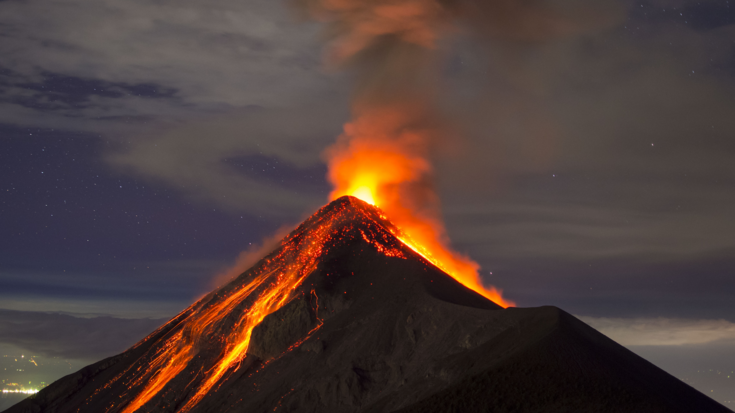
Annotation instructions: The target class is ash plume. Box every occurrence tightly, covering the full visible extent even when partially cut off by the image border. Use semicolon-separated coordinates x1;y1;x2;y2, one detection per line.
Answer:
292;0;620;95
291;0;613;305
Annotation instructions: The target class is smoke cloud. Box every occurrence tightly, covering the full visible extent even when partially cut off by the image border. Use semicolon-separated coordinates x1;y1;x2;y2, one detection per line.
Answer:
288;0;619;304
293;0;621;90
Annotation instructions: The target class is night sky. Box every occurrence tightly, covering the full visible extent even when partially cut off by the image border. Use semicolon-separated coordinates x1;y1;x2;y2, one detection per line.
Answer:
1;0;734;409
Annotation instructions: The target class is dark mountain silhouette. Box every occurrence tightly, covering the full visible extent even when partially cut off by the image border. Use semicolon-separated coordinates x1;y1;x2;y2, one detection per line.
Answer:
4;196;729;413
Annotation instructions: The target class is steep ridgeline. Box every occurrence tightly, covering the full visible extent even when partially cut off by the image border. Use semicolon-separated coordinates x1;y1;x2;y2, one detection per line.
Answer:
5;197;729;413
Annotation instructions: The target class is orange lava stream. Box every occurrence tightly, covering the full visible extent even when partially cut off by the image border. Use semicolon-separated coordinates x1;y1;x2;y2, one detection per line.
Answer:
347;185;512;308
119;331;193;413
177;262;318;413
119;274;268;413
118;201;376;413
393;230;511;308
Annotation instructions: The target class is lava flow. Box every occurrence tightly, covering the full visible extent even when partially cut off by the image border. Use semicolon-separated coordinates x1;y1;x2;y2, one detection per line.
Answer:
102;198;413;413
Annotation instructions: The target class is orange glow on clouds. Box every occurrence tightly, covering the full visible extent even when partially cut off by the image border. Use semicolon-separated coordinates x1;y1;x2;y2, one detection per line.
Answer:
327;104;514;308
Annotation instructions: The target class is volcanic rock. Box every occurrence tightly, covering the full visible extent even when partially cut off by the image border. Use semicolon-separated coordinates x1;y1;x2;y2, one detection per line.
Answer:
248;295;319;361
4;196;729;413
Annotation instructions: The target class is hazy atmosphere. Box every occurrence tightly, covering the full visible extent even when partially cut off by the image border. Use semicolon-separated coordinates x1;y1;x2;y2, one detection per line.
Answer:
1;0;734;409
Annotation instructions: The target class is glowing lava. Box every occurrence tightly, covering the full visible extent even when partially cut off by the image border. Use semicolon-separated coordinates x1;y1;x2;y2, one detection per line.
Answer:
352;186;375;205
102;198;413;413
326;105;514;309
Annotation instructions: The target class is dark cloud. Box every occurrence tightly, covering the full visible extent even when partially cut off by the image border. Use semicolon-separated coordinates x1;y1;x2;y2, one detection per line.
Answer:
0;0;338;131
107;104;347;216
0;309;166;360
1;70;178;110
0;0;353;218
431;0;735;275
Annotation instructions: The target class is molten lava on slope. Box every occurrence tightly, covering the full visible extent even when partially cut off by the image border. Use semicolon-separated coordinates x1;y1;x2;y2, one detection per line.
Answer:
117;197;419;413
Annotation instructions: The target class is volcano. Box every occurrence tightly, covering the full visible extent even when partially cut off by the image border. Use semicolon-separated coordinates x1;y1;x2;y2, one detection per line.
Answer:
5;196;728;413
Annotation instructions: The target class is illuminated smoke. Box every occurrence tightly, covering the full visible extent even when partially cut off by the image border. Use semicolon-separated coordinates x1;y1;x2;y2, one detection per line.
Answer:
209;225;293;289
295;0;530;307
326;102;514;307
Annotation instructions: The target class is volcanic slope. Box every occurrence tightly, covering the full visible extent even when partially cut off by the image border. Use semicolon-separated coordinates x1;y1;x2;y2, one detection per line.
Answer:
5;196;729;413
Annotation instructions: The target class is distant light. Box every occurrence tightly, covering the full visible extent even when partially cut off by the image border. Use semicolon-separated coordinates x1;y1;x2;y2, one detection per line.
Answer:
2;389;39;394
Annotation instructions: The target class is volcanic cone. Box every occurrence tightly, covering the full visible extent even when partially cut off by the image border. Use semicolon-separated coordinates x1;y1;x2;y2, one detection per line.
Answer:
5;196;728;413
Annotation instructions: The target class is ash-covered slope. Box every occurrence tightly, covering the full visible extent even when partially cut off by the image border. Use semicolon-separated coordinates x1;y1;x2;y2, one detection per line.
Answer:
5;197;728;413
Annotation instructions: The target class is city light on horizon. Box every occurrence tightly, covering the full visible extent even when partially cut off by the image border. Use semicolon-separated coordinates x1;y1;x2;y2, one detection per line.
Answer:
2;388;39;394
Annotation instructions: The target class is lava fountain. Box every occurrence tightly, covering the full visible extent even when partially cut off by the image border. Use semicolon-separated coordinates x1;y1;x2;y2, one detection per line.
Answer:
326;103;514;308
